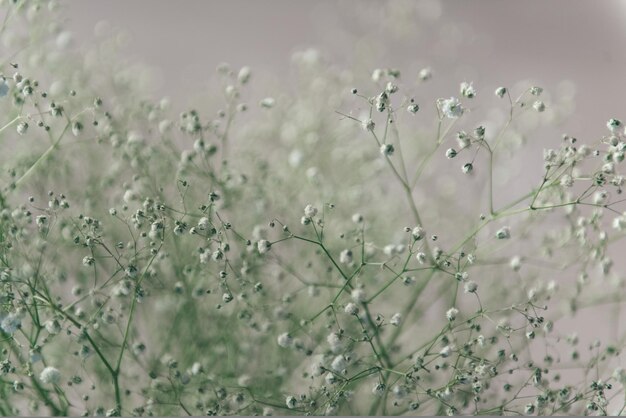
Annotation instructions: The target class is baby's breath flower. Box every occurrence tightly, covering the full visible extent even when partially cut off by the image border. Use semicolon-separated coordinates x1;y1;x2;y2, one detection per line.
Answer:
418;67;432;81
510;255;522;271
277;332;293;348
530;86;543;96
380;143;394;156
82;256;95;267
375;92;388;112
40;366;61;384
371;68;384;82
446;307;459;321
495;86;507;98
407;103;419;113
17;121;28;135
0;313;22;334
71;121;83;136
456;130;470;149
351;288;366;303
362;118;375;132
372;383;386;396
464;281;478;293
351;213;363;223
331;355;347;371
344;303;359;315
44;319;62;334
411;226;425;240
257;239;271;254
439;345;452;358
460;81;476;99
533;100;546;112
385;81;398;94
390;313;402;326
260;97;275;108
303;204;318;218
440;97;463;119
339;249;353;264
285;396;297;409
607;118;623;133
496;226;511;239
237;66;251;84
327;332;343;353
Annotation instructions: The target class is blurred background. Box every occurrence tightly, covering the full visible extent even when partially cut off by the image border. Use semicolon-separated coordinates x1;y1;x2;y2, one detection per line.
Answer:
59;0;626;370
63;0;626;142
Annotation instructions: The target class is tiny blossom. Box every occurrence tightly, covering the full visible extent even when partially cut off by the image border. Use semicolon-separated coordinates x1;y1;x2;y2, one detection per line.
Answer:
71;121;83;136
351;213;363;223
277;332;293;348
411;226;425;240
40;366;61;384
344;303;359;315
285;396;297;409
607;118;622;133
464;281;478;293
371;68;384;82
510;256;522;271
530;86;543;96
385;81;398;94
17;121;28;135
325;372;337;385
362;118;375;132
303;204;318;218
440;97;463;118
532;100;545;112
331;355;347;371
260;97;275;108
237;66;251;84
351;288;366;303
380;143;394;156
257;239;271;254
418;67;432;81
462;162;473;174
44;319;62;334
439;345;452;358
495;86;507;98
390;313;402;326
0;313;22;334
415;252;427;264
560;174;574;187
496;226;511;239
446;307;459;321
460;81;476;99
456;130;470;149
375;92;388;112
613;214;626;231
407;103;419;113
82;256;95;267
372;383;386;396
593;190;608;205
339;249;353;264
445;148;457;159
327;332;343;353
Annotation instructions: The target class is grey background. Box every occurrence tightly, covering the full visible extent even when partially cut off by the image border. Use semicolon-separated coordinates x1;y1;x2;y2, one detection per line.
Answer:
61;0;626;352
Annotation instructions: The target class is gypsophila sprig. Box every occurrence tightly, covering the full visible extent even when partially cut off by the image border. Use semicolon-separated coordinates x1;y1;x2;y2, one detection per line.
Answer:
0;3;624;417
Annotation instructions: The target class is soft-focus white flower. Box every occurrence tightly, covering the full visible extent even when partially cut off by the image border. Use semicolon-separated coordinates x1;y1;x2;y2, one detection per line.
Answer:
40;367;61;384
440;97;463;118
